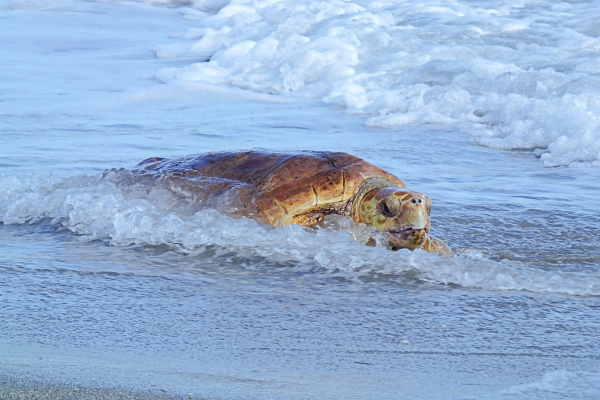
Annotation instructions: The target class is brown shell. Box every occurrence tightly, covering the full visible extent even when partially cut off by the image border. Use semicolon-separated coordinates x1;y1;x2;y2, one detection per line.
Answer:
127;150;405;227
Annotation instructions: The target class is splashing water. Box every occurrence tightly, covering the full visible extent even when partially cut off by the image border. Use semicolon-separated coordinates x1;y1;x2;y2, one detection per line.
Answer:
139;0;600;167
2;173;599;296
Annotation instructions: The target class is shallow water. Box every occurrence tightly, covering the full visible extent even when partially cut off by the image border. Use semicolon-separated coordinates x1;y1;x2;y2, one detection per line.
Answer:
1;0;600;399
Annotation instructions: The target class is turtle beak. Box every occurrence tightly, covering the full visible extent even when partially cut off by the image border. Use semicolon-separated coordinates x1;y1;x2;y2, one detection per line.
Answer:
403;197;429;231
387;195;430;250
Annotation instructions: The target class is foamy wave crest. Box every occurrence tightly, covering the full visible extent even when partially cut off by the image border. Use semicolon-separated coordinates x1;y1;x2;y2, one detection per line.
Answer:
152;0;600;167
2;174;600;296
122;0;229;14
490;370;600;399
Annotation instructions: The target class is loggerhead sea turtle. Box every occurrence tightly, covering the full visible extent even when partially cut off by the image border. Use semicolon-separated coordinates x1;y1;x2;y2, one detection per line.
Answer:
116;150;453;257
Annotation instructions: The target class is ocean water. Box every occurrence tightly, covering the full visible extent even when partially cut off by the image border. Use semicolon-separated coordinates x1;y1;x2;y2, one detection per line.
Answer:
1;0;600;399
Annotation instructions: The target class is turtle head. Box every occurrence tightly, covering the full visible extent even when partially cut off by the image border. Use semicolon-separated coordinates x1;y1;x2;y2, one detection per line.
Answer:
355;187;432;250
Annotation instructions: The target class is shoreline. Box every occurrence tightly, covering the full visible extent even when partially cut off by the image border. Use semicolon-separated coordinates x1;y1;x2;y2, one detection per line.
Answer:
0;370;212;400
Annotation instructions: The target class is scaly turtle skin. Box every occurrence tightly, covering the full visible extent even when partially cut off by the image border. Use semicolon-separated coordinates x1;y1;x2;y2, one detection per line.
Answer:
117;150;452;257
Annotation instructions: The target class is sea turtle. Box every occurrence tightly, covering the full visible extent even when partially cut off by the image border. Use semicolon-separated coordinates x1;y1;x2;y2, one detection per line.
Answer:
114;150;452;257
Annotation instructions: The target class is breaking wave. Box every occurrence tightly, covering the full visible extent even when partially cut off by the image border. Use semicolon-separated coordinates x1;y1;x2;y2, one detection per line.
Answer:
2;173;599;296
478;370;600;400
121;0;600;167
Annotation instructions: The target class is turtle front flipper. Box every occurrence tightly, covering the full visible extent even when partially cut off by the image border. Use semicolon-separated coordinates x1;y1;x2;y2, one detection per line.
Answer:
421;235;454;258
422;235;453;258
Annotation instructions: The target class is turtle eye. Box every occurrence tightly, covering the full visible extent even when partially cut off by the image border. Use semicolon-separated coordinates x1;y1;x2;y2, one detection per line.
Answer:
380;196;401;217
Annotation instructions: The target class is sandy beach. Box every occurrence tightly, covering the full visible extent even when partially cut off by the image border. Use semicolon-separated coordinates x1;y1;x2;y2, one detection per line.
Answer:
0;370;204;400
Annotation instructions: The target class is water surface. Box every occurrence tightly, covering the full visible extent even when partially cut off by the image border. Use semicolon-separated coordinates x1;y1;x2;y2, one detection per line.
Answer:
1;1;600;399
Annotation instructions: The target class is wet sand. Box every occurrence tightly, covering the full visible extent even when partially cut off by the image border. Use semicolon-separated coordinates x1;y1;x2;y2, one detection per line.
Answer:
0;370;215;400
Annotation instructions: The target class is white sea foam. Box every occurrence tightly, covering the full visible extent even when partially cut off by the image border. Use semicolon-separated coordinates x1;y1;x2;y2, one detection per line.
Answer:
486;370;600;399
129;0;600;167
96;0;230;13
2;174;600;297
